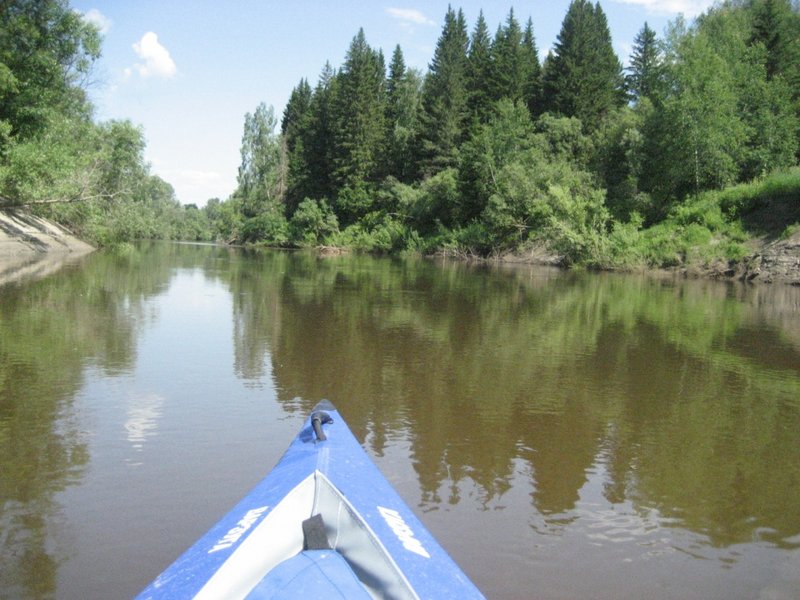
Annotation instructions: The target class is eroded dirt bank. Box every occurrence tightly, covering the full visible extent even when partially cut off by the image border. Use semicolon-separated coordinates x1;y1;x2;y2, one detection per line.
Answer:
0;209;94;286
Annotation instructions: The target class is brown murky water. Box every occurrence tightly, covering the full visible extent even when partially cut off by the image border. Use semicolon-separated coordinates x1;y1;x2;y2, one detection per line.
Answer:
1;242;799;599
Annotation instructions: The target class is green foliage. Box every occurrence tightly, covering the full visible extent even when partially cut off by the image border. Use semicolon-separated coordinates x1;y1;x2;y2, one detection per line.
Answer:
459;99;542;224
483;158;610;264
0;0;100;139
237;103;283;217
410;168;460;231
240;210;289;245
465;12;494;124
541;0;625;126
534;112;593;167
329;213;412;253
592;105;654;222
330;29;387;192
334;184;374;226
289;198;339;245
419;7;470;175
4;0;797;272
386;48;423;183
626;23;665;102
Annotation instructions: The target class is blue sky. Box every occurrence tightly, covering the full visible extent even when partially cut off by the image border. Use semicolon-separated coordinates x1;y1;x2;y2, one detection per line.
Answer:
72;1;715;206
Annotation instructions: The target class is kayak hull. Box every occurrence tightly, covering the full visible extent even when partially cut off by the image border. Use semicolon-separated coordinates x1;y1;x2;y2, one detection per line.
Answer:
136;401;485;599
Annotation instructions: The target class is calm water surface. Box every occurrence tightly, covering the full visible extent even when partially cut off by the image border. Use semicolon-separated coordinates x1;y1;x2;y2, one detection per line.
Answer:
1;242;799;599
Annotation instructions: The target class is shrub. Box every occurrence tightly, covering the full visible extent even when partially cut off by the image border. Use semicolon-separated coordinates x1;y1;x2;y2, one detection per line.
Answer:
289;198;338;245
240;211;289;245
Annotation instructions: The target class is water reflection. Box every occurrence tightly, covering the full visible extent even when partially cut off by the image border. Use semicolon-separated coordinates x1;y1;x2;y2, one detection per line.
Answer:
229;252;800;554
124;393;164;452
2;243;799;599
0;244;200;598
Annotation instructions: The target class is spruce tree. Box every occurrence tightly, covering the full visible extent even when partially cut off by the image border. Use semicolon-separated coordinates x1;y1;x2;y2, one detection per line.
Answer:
386;45;423;182
330;29;387;192
282;79;313;213
541;0;625;127
466;11;494;124
522;18;542;116
281;79;311;137
303;62;338;202
627;23;664;102
387;44;407;115
419;6;470;175
749;0;791;80
489;9;525;103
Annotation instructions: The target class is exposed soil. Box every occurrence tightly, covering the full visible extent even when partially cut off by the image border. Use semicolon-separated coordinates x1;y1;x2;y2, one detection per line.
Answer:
0;209;94;285
738;231;800;285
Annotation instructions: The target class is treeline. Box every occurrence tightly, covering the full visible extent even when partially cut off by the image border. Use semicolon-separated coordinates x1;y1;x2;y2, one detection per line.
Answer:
214;0;800;266
2;0;798;262
0;0;209;245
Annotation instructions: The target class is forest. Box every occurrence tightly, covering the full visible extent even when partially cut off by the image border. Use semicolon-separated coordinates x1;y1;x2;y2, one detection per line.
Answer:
1;0;799;269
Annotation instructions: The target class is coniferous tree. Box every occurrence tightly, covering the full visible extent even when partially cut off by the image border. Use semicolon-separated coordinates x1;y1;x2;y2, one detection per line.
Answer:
541;0;625;127
466;11;494;124
282;79;312;139
386;45;423;182
387;44;406;114
419;6;470;175
329;29;387;220
627;23;664;102
521;18;542;116
489;9;526;103
749;0;795;80
282;79;313;213
303;62;338;202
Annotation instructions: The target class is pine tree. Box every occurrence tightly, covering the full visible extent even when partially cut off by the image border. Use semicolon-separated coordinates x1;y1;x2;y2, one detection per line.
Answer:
627;23;664;102
419;6;470;175
541;0;625;127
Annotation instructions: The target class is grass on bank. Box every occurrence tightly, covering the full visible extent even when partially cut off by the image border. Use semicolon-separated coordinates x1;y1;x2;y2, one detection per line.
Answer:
597;168;800;271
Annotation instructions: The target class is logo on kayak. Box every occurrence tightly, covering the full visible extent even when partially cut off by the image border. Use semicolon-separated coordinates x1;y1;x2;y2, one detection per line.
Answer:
208;506;269;553
377;506;430;558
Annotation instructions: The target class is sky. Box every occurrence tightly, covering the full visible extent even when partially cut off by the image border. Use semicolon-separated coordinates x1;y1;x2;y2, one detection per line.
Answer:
72;0;716;207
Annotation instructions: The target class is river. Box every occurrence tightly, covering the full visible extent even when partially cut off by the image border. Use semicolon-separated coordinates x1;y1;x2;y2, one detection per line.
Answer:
1;242;799;599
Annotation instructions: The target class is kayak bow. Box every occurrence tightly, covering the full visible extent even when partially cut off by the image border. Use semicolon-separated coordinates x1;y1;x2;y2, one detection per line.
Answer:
136;401;485;599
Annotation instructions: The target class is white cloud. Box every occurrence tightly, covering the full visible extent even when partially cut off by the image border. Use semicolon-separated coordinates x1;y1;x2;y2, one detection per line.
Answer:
82;8;112;34
131;32;177;79
386;8;436;27
612;0;715;17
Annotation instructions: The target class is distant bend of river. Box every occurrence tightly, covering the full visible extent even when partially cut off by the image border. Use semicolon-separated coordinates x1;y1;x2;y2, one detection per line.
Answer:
1;241;799;599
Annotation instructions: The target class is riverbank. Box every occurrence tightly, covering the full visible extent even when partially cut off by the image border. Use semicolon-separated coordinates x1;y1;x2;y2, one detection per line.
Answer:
486;231;800;286
0;209;94;285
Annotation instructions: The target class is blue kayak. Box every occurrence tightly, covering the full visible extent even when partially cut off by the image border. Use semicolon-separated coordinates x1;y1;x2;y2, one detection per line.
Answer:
136;401;485;599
